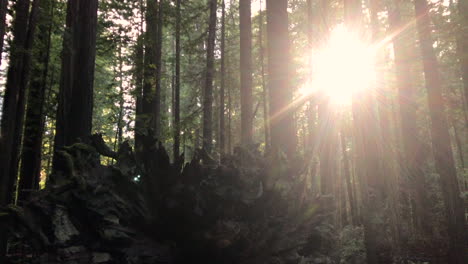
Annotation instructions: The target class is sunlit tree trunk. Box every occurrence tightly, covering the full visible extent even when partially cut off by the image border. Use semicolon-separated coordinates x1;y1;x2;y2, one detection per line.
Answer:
317;101;336;195
240;0;253;144
313;0;336;197
370;0;403;257
266;0;296;157
306;0;316;153
0;0;8;66
203;0;217;154
414;0;467;262
345;0;383;263
457;0;468;107
258;0;269;151
448;111;465;168
174;0;181;159
340;122;357;225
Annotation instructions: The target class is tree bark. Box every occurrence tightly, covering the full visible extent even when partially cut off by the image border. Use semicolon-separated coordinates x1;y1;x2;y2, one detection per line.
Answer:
115;43;125;150
53;0;98;172
0;0;32;205
0;0;8;66
174;0;181;159
457;0;468;107
0;0;38;259
258;0;269;151
340;123;357;225
18;0;54;203
219;0;226;155
140;0;158;144
154;0;164;139
240;0;253;144
203;0;217;154
134;34;145;156
227;53;232;154
306;0;316;154
345;0;382;263
414;0;467;262
266;0;296;156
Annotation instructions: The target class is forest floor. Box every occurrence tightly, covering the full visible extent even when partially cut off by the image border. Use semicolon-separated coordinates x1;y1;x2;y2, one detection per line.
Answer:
2;135;446;264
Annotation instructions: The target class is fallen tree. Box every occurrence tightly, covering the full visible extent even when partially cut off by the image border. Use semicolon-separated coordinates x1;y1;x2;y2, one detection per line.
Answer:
2;134;335;264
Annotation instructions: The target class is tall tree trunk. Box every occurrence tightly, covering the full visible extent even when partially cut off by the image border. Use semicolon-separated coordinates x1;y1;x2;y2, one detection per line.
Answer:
306;0;316;154
315;0;335;197
0;0;8;66
134;34;145;156
414;0;467;262
227;54;232;154
154;0;164;138
240;0;253;144
345;0;382;263
0;0;38;259
258;0;269;151
370;0;404;257
340;123;357;225
219;0;226;155
115;43;125;149
266;0;296;156
140;0;158;144
449;112;465;168
18;0;54;203
203;0;217;154
174;0;181;159
10;0;41;196
0;0;32;205
317;101;335;195
53;0;98;172
458;0;468;107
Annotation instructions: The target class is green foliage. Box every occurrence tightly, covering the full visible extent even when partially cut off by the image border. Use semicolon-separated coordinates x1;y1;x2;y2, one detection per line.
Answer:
337;226;366;264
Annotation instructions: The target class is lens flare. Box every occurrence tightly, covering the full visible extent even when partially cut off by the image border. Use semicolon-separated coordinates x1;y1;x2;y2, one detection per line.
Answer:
301;25;376;106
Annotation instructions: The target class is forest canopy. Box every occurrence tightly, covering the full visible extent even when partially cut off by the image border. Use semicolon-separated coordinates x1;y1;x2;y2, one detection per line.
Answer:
0;0;467;263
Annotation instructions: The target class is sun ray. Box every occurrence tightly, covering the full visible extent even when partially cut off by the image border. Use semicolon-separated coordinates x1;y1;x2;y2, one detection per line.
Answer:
299;25;377;106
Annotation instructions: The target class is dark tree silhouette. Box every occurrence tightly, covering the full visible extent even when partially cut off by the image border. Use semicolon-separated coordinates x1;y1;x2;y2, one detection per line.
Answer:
53;0;98;170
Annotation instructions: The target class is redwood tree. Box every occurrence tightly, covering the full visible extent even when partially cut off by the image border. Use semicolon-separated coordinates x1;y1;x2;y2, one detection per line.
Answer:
203;0;217;154
0;0;8;66
174;0;181;158
388;0;432;238
240;0;253;144
53;0;98;171
345;0;382;263
154;0;164;138
0;0;37;259
18;0;54;202
458;0;468;106
138;0;158;153
266;0;296;156
258;0;269;150
219;0;226;154
414;0;467;262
